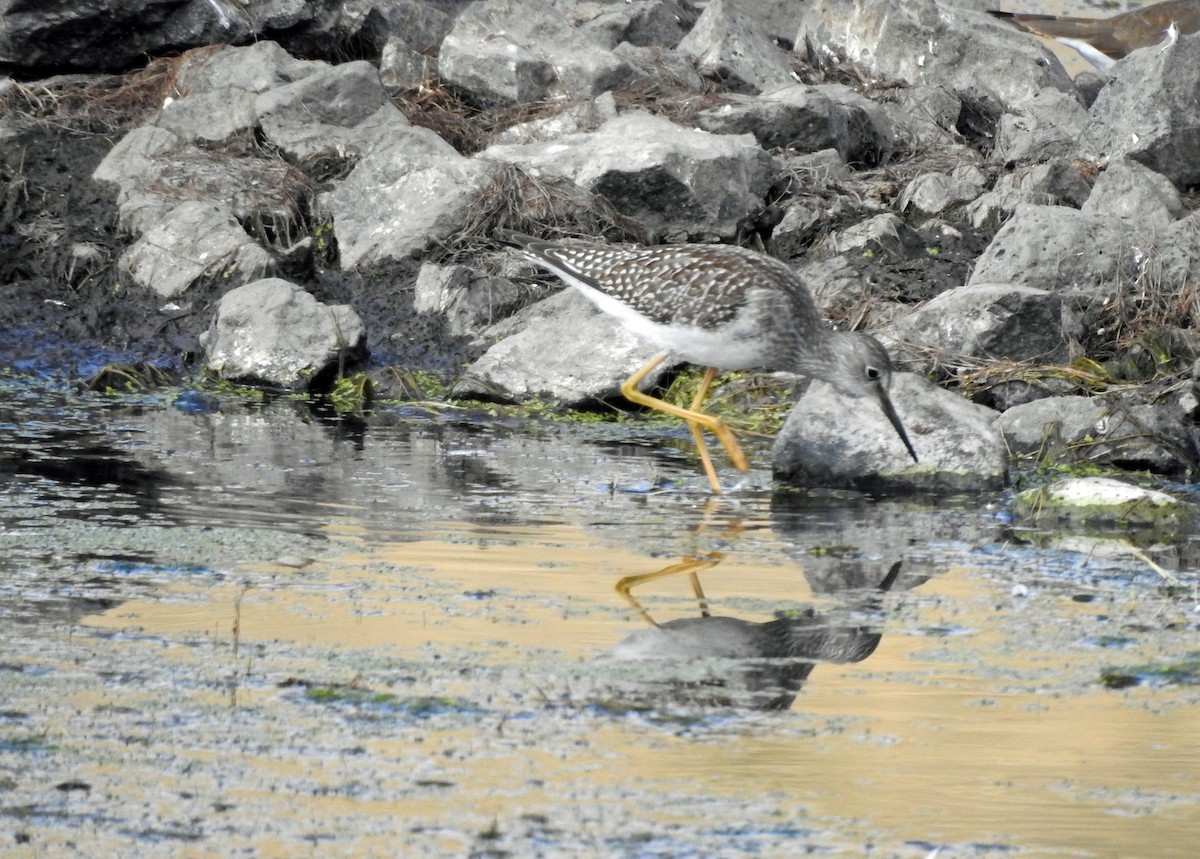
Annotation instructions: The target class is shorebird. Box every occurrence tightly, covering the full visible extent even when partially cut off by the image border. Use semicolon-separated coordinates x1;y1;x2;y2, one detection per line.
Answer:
497;230;918;493
990;0;1200;71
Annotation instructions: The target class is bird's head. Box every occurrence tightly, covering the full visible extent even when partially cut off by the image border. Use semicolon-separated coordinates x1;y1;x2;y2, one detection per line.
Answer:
811;331;919;463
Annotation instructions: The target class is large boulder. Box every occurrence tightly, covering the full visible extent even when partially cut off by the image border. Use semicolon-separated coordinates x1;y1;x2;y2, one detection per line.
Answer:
93;124;313;252
1076;31;1200;188
773;373;1008;491
321;134;497;266
797;0;1076;113
439;0;638;106
451;288;670;407
200;278;366;391
676;0;795;93
967;205;1198;316
885;283;1081;370
480;112;776;240
0;0;343;75
119;201;274;299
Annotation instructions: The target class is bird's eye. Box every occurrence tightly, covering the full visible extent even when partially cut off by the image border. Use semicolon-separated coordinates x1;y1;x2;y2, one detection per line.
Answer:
865;365;881;381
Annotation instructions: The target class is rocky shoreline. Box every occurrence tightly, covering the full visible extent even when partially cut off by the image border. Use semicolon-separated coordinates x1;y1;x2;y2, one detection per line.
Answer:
2;0;1199;492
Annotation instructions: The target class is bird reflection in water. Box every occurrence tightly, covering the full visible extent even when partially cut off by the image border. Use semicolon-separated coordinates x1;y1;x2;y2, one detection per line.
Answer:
607;556;902;711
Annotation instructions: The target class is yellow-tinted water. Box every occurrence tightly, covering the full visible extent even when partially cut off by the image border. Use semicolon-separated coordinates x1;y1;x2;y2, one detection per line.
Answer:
80;514;1200;857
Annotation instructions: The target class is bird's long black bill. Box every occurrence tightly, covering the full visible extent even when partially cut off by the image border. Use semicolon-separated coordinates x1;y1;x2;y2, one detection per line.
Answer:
877;389;919;463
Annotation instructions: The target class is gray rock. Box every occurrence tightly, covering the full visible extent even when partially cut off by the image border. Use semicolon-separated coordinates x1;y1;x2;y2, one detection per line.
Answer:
1077;31;1200;188
874;85;962;147
897;171;984;217
366;0;452;85
255;60;408;163
92;126;183;232
451;289;669;407
694;83;893;163
886;283;1081;372
439;0;637;106
613;42;707;90
480;112;776;240
322;134;496;267
379;36;435;89
773;373;1008;491
413;263;525;337
572;0;690;48
991;87;1090;166
964;159;1091;228
0;0;250;72
119;201;274;299
798;0;1076;113
809;213;922;262
201;278;366;391
967;204;1190;308
995;396;1195;476
782;147;849;182
93;126;311;240
769;192;866;260
0;4;350;76
148;42;329;144
173;40;324;96
795;256;897;329
1081;158;1187;229
676;0;795;94
156;89;259;144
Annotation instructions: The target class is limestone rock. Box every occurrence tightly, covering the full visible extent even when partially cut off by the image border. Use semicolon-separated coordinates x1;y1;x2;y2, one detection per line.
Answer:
886;283;1080;369
798;0;1076;113
1077;31;1200;188
439;0;637;106
995;396;1195;476
967;205;1192;310
201;278;366;391
451;289;670;407
119;201;274;299
480;112;776;240
322;135;496;266
773;373;1008;491
676;0;796;94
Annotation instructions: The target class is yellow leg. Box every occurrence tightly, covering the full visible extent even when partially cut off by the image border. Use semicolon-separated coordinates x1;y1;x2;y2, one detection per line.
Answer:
621;354;749;493
685;367;720;491
614;553;725;627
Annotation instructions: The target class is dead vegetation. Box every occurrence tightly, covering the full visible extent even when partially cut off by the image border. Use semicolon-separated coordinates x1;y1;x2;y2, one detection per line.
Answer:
431;162;649;264
0;49;208;136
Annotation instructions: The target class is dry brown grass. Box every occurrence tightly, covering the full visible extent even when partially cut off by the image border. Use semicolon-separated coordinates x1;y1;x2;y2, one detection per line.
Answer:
432;162;649;263
0;48;216;135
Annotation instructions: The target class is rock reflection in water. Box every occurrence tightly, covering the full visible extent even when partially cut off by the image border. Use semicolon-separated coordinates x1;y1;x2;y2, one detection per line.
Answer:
607;555;902;711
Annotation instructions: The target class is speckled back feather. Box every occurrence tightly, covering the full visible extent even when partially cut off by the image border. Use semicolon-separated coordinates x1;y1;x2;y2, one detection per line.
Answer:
516;236;822;331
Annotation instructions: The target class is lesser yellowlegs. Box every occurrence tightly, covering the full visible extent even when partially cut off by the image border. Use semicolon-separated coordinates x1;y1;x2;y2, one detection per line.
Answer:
498;230;918;492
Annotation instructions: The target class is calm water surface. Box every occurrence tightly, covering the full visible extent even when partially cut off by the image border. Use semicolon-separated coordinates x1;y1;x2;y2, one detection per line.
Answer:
2;379;1198;857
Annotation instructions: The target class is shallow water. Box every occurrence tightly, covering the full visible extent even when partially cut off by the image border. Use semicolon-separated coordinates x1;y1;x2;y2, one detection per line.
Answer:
2;382;1198;857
